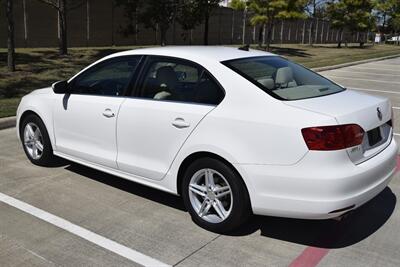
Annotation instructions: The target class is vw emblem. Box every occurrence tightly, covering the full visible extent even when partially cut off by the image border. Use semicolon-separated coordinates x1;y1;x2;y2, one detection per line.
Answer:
377;107;383;121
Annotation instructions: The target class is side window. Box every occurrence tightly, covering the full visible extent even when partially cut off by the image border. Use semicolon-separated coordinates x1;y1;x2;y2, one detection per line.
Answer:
71;56;140;96
195;71;224;105
140;57;224;105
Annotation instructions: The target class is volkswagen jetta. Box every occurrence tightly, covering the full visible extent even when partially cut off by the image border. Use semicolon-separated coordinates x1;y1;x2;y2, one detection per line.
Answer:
17;46;397;232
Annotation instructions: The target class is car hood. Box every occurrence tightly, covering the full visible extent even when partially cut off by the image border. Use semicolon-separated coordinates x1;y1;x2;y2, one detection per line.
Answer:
283;89;391;131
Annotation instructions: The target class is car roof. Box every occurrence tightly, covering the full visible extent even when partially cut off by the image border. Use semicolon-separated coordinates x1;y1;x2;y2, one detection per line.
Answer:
106;46;275;64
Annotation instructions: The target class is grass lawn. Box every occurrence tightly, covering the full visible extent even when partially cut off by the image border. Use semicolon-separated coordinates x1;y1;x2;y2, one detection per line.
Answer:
269;43;400;68
0;98;20;118
0;43;399;118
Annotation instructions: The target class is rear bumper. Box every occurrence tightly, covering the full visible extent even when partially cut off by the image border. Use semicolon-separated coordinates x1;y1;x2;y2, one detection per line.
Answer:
236;138;398;219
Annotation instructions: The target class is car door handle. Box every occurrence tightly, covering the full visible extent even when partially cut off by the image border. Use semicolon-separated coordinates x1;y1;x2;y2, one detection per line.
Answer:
102;109;115;118
172;118;190;129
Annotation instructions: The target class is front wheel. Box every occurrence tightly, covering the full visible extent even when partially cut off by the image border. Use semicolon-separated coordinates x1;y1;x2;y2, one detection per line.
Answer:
182;158;251;233
20;114;56;166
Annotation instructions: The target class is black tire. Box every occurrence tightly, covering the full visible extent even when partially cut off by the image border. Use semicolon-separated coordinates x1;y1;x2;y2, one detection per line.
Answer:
20;114;55;166
181;157;251;233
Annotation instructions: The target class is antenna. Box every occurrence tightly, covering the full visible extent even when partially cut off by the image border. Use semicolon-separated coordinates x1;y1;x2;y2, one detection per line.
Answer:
238;44;250;51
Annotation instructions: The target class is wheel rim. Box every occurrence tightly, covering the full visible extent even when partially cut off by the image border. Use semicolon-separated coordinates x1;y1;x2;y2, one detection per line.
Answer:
188;168;233;224
23;122;44;160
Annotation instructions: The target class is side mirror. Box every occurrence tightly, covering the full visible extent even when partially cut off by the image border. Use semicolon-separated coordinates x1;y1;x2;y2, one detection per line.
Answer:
52;80;69;94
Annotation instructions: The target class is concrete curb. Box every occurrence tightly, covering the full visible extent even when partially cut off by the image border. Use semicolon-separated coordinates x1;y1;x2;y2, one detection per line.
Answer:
312;54;400;72
0;116;16;130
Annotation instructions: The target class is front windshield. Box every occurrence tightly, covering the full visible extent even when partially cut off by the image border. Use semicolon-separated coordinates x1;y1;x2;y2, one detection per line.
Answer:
222;56;345;100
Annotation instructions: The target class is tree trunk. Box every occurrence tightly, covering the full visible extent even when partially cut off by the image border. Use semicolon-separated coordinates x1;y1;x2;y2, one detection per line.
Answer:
266;22;273;52
160;25;167;46
204;11;209;45
58;0;68;55
242;8;246;45
397;32;400;46
258;24;264;48
311;0;316;45
383;14;386;32
6;0;15;72
231;9;234;44
337;29;342;48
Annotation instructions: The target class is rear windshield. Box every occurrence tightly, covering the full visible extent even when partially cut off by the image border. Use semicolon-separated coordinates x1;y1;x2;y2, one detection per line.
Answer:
222;56;345;100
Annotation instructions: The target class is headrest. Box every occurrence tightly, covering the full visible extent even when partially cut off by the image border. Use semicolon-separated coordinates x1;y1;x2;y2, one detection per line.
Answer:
156;66;178;89
275;67;293;85
257;78;275;90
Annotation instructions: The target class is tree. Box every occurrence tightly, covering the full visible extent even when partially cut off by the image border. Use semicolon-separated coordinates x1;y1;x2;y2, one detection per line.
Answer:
116;0;179;46
38;0;68;55
305;0;328;45
37;1;84;55
230;0;246;11
115;0;141;39
247;0;307;51
375;0;392;33
6;0;15;72
326;1;346;47
305;0;327;19
117;0;223;45
140;0;180;46
390;16;400;45
386;0;400;45
346;0;375;47
176;0;203;44
327;0;375;48
196;0;223;45
230;0;247;45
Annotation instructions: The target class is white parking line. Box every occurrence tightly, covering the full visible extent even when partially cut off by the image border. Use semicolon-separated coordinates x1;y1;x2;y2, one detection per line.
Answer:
0;192;171;267
328;70;400;77
325;75;400;85
348;87;400;95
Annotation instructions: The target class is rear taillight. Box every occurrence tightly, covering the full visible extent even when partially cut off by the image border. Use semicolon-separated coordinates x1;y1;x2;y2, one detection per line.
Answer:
301;124;364;151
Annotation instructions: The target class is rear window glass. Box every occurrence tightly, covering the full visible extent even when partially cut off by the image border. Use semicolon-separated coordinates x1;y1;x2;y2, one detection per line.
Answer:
222;56;345;100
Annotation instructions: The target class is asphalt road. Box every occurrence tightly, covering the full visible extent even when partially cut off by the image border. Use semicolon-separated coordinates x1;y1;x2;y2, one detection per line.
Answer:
1;57;400;267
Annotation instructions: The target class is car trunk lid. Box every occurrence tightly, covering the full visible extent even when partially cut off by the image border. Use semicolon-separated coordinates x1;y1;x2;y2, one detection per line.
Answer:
284;90;393;164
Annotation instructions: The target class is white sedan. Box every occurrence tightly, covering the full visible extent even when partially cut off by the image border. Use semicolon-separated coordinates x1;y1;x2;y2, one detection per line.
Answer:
17;46;397;232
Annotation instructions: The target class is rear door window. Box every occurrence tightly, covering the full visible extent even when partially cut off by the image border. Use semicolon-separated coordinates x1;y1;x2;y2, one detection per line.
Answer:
139;57;224;105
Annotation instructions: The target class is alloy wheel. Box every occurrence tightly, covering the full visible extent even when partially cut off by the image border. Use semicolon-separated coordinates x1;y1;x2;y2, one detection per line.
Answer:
23;122;44;160
188;168;233;223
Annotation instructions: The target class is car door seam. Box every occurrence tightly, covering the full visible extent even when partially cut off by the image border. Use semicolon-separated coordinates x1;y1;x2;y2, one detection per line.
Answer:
115;98;127;170
160;106;218;180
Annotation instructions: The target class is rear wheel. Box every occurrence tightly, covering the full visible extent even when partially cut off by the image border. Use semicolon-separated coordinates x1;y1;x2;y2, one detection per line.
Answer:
182;157;251;233
20;114;55;166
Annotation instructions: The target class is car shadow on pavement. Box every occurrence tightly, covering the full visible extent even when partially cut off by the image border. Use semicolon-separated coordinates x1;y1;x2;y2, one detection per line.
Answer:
65;163;186;211
65;162;396;248
229;187;397;248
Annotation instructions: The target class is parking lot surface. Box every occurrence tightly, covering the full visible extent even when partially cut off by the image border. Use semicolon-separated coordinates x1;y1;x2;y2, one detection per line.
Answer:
1;57;400;267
